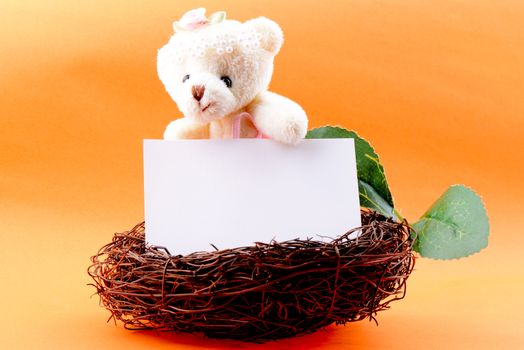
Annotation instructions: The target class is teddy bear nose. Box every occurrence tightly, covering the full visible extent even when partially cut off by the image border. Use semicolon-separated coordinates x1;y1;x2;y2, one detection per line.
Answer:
191;85;205;102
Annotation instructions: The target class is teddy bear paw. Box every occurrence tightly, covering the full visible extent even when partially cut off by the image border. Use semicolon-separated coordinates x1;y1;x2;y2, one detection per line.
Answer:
280;119;307;145
163;121;183;140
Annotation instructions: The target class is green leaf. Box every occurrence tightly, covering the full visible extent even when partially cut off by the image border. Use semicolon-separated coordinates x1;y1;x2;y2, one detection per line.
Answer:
306;126;395;218
359;180;396;220
209;11;226;24
411;185;490;259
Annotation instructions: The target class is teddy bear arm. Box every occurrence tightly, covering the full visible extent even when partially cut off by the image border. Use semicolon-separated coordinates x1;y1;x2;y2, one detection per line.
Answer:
248;91;308;144
163;118;210;140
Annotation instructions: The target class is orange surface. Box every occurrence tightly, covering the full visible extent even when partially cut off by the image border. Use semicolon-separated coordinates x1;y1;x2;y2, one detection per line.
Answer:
1;1;523;349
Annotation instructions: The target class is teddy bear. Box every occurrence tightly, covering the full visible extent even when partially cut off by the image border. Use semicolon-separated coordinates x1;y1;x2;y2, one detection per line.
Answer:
157;8;308;144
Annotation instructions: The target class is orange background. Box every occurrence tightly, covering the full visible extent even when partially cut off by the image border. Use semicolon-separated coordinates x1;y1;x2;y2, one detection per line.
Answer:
1;1;523;349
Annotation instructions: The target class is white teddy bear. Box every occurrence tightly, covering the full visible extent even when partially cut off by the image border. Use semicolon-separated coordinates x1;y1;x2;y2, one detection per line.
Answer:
157;8;308;144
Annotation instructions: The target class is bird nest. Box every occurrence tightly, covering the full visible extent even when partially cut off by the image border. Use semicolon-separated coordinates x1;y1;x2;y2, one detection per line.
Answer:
88;210;415;342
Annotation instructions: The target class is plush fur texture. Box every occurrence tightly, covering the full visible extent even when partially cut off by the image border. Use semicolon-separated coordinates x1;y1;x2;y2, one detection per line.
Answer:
157;11;308;144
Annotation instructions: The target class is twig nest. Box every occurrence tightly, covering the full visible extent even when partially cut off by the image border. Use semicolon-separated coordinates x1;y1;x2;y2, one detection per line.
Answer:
88;210;415;342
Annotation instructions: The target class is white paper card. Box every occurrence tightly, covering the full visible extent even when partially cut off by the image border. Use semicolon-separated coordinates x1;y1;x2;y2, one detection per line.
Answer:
144;139;361;255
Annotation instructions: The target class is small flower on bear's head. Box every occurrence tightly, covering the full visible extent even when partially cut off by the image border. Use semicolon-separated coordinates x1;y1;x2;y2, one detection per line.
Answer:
176;8;207;31
173;8;226;32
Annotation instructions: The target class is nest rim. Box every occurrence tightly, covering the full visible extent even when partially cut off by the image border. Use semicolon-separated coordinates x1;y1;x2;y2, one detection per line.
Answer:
88;209;415;342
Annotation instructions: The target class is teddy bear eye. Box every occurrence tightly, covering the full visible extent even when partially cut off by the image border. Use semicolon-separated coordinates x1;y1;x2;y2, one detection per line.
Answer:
221;76;232;88
182;74;190;83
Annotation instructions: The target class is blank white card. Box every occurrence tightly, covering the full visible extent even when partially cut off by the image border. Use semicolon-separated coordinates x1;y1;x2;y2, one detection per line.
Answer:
144;139;361;255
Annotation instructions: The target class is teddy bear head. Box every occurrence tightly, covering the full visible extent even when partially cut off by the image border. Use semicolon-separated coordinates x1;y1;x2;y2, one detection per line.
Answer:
157;9;283;124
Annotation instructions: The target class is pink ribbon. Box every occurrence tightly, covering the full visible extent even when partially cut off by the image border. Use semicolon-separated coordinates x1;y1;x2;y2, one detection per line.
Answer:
232;112;266;139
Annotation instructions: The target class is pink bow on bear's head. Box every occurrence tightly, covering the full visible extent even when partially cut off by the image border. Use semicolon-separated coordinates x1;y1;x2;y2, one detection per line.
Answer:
174;8;226;32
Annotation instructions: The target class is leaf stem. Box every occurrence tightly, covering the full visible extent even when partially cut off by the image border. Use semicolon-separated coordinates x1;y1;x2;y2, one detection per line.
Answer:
393;208;405;222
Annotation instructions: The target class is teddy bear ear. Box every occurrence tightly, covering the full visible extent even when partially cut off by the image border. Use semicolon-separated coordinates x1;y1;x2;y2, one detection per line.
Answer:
244;17;284;55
